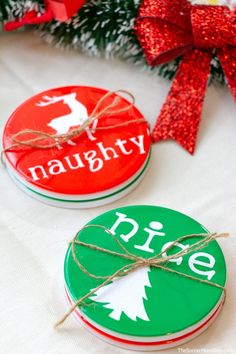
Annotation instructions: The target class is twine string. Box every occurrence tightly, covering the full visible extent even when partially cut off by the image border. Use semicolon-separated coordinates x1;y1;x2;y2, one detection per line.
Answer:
54;225;228;328
2;90;147;159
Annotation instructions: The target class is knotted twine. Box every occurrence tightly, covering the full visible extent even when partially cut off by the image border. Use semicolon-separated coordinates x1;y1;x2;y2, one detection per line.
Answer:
1;90;147;164
55;224;228;328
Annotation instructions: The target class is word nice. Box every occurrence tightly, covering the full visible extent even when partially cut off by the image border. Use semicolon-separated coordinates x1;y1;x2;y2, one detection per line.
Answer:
110;212;216;281
28;135;146;181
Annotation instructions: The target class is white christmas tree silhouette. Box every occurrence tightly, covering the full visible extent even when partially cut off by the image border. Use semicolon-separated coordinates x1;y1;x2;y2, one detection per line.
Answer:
90;266;151;321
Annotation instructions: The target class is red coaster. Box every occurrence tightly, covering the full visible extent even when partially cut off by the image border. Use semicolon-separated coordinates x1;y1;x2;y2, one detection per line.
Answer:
3;86;151;196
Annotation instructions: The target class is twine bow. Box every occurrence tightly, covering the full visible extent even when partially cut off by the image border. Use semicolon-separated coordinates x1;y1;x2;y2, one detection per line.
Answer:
2;90;147;165
55;224;228;328
136;0;236;154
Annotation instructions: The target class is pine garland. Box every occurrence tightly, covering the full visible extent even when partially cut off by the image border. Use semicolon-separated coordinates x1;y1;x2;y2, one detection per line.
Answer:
0;0;225;84
1;0;44;21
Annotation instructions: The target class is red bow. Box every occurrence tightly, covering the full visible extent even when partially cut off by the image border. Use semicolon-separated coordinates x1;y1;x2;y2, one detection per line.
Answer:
136;0;236;154
4;0;85;31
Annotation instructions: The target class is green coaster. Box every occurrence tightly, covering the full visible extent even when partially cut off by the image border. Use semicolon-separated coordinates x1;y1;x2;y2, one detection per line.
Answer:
64;206;226;338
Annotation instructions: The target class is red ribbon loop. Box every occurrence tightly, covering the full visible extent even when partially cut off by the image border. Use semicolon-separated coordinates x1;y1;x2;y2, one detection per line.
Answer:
4;9;53;31
4;0;85;31
191;6;236;48
136;0;236;153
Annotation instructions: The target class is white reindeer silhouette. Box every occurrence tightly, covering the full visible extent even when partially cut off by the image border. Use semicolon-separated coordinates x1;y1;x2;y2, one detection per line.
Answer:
36;93;97;147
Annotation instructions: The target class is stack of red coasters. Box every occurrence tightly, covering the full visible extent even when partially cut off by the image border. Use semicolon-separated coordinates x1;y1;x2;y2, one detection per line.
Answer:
2;86;151;208
64;206;226;351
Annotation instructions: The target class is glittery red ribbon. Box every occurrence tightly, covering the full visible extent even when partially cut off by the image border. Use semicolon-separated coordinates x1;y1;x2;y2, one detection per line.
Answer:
4;0;85;31
136;0;236;154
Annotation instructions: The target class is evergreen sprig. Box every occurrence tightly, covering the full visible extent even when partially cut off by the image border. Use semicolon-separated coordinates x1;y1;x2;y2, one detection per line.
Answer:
0;0;225;85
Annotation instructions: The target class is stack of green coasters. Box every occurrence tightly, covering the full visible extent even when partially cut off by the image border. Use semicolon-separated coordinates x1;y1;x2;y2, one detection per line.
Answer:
64;206;226;351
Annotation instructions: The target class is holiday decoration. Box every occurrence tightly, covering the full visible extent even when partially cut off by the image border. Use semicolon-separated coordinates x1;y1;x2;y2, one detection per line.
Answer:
1;0;236;153
0;0;232;84
136;0;236;153
62;206;227;351
4;1;86;30
2;86;151;208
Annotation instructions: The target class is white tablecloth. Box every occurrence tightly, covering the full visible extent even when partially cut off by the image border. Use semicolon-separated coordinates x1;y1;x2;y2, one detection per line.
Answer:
0;31;235;354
